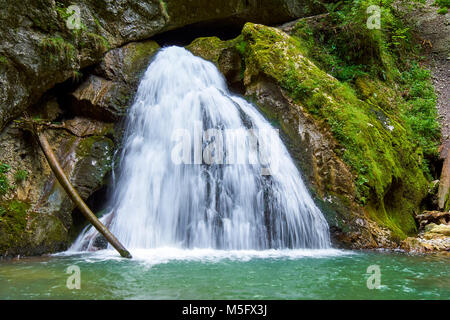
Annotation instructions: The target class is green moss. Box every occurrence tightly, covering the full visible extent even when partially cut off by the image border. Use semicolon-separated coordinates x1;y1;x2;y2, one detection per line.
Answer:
28;214;68;245
187;37;230;65
14;170;28;183
76;136;111;158
93;16;103;30
123;41;160;78
76;136;114;171
290;6;440;174
236;40;247;56
0;163;11;196
0;200;31;251
0;56;8;65
159;0;169;21
39;36;77;64
85;32;110;51
55;1;87;32
74;136;115;189
55;1;72;20
434;0;449;13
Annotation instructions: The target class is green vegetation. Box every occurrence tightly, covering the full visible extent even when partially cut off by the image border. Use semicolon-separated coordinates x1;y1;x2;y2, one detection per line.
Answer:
0;164;11;196
400;61;440;176
434;0;449;14
40;36;77;64
187;37;231;64
71;70;83;82
1;164;31;193
236;40;247;56
14;170;28;183
289;0;441;175
55;1;88;32
37;2;110;70
244;22;429;238
76;136;113;158
80;32;110;51
236;2;441;239
0;200;31;249
55;1;73;21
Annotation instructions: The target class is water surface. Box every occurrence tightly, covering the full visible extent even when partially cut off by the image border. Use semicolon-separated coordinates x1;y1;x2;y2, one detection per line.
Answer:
1;249;448;299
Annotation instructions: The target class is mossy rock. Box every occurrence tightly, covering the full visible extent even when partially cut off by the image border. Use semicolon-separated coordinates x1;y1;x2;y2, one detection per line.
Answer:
0;200;30;252
0;199;68;257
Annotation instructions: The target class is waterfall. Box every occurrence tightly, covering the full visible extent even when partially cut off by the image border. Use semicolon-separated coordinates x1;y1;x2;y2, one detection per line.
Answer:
70;46;330;252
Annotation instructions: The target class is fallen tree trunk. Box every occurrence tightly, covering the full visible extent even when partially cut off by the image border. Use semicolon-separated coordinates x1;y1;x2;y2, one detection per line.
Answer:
36;128;132;259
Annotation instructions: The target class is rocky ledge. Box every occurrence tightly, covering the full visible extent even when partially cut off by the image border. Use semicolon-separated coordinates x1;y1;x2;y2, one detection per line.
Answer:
401;211;450;252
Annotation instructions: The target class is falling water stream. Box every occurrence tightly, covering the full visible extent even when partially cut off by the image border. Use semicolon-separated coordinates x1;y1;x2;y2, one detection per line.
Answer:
71;46;330;252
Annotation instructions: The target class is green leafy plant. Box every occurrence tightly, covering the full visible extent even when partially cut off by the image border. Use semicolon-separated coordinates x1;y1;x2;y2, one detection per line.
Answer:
391;27;410;47
400;62;440;161
55;1;72;20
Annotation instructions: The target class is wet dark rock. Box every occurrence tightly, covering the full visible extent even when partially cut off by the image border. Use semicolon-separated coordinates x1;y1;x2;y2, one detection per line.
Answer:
69;75;132;121
69;41;160;122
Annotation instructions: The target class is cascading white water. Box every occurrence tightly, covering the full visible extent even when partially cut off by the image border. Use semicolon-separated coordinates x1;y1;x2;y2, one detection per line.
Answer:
71;46;330;252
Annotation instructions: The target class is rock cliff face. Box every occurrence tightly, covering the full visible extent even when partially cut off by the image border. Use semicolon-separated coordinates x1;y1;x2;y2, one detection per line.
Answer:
0;0;323;131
